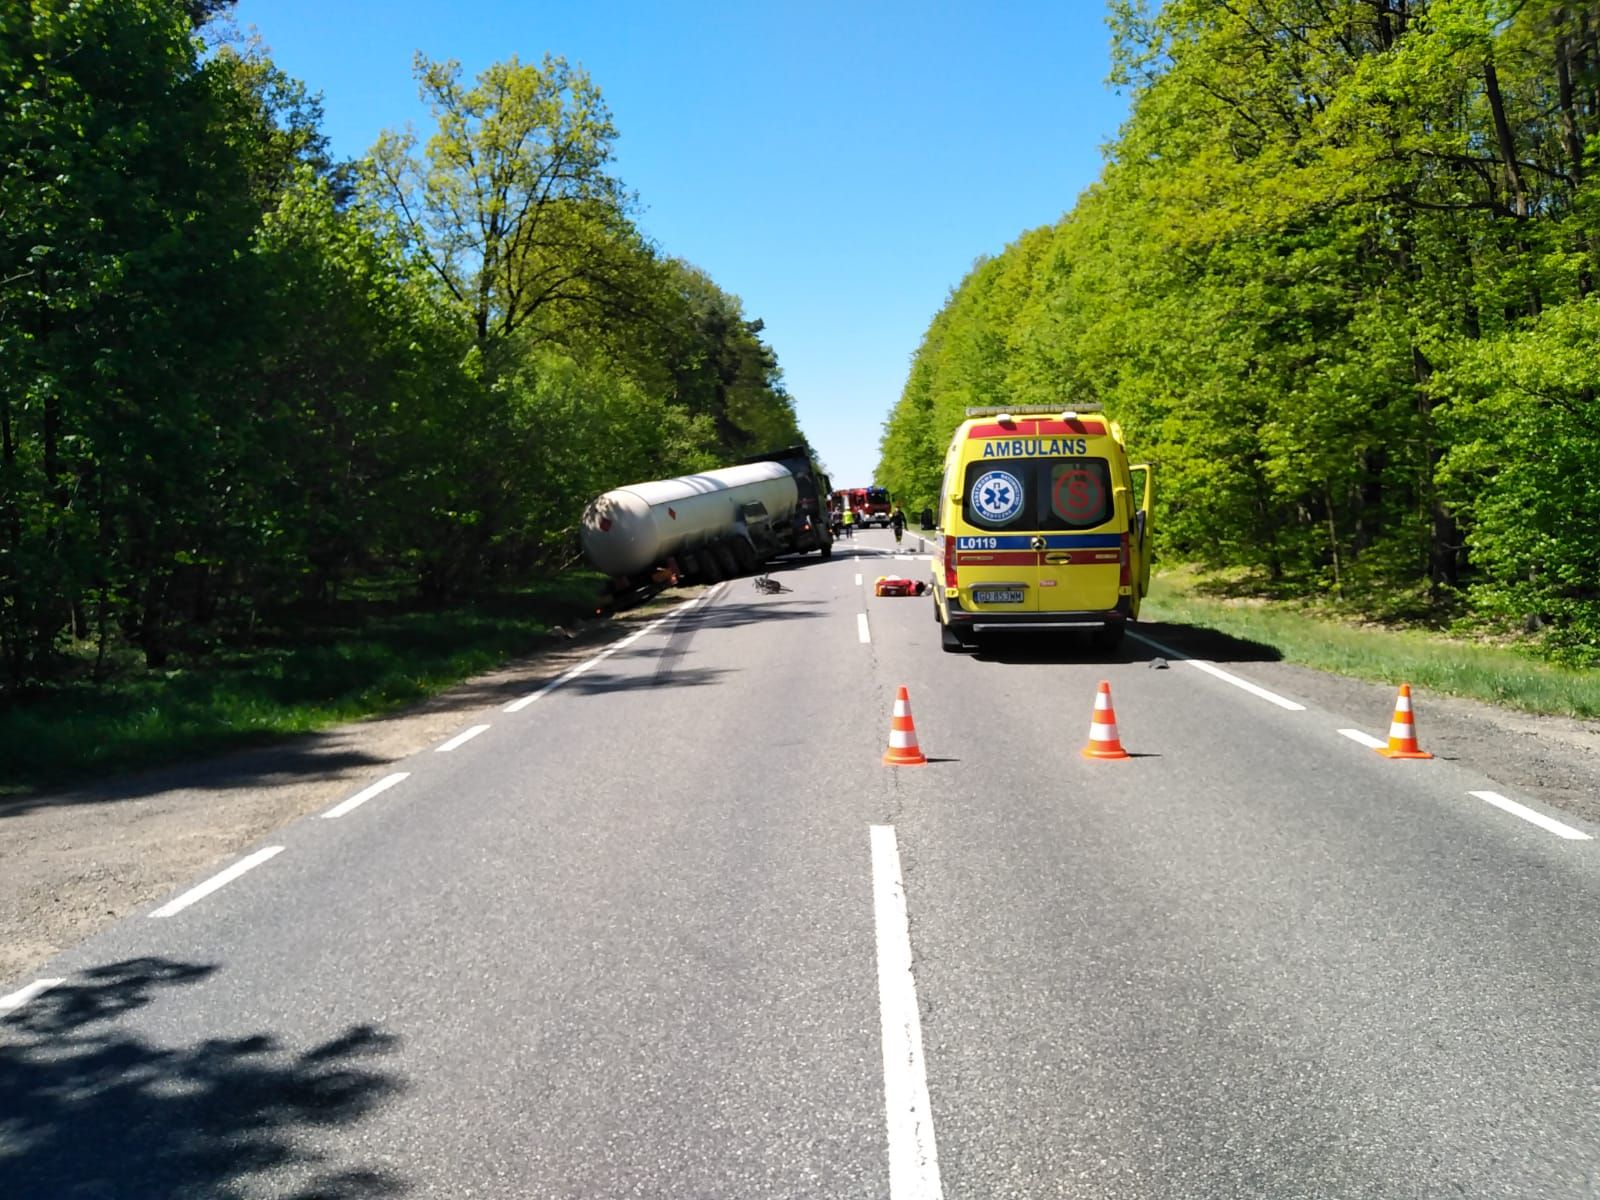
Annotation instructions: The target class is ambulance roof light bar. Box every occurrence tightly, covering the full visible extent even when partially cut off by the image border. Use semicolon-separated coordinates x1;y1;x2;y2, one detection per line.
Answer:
965;403;1104;419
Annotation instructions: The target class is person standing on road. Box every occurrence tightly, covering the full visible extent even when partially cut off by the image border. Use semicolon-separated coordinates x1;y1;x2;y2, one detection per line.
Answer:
842;506;855;539
890;505;906;547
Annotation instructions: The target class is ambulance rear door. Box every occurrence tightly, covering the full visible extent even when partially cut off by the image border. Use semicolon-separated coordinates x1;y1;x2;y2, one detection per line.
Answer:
955;458;1040;614
1033;455;1124;615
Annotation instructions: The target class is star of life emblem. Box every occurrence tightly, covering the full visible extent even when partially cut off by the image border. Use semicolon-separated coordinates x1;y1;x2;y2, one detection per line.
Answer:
970;469;1024;523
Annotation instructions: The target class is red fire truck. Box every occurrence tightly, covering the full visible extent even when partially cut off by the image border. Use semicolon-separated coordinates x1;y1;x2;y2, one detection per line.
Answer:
830;486;894;529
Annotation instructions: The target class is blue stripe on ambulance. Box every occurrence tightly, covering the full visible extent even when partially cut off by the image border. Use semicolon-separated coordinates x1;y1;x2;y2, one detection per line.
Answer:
954;534;1121;550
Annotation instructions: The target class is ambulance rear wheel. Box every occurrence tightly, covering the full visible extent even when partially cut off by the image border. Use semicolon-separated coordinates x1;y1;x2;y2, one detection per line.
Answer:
941;620;972;654
1092;622;1125;651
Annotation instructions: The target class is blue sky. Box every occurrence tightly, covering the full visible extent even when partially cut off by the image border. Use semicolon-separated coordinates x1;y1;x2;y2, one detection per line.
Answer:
230;0;1129;487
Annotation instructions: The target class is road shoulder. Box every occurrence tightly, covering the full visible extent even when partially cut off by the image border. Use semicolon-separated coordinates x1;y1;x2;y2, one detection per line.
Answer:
1133;619;1600;828
0;594;699;988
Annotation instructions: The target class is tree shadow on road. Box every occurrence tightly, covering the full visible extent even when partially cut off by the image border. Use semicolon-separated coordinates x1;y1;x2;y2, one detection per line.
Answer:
0;740;394;820
0;957;406;1199
970;621;1284;666
1131;619;1285;664
564;666;736;695
688;602;828;631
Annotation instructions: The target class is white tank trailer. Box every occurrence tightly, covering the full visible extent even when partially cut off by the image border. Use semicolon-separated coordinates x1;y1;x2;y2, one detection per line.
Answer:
581;448;833;593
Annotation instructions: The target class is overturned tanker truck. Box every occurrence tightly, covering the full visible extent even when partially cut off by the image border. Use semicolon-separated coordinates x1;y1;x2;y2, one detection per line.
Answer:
580;444;833;601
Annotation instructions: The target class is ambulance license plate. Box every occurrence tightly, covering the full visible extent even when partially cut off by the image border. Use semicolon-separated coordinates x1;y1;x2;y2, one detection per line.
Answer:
973;589;1023;605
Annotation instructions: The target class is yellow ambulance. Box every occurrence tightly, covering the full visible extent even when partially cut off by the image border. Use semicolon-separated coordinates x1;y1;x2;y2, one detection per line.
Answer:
932;404;1152;652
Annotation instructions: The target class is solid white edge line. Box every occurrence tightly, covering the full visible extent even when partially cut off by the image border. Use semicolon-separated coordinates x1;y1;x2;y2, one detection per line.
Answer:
870;825;944;1200
0;977;65;1015
856;573;863;586
1338;728;1388;749
858;612;872;644
149;846;284;918
1127;631;1306;711
436;724;490;753
1469;790;1593;841
322;771;410;819
504;584;724;712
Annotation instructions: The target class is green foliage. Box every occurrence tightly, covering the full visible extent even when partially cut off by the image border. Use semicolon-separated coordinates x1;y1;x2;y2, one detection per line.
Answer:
1;0;270;679
1437;300;1600;664
878;0;1600;661
0;1;808;707
366;52;642;354
1146;572;1600;718
0;574;607;794
357;51;802;597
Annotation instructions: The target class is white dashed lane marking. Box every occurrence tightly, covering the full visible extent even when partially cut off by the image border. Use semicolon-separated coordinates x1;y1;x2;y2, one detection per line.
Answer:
503;584;725;713
870;825;944;1199
149;846;284;918
0;978;64;1016
436;724;489;753
323;772;410;819
1470;790;1592;841
1338;728;1387;749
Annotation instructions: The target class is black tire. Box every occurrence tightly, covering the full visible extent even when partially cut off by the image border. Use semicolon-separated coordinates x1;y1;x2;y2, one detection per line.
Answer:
941;619;971;654
731;539;759;574
1093;622;1126;651
819;540;833;560
697;550;724;584
713;542;740;577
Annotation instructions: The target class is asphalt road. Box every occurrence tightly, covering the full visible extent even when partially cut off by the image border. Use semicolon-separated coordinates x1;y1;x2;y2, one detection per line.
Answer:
5;529;1600;1198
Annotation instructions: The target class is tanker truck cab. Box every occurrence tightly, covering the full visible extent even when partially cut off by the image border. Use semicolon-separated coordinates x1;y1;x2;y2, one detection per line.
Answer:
932;405;1153;653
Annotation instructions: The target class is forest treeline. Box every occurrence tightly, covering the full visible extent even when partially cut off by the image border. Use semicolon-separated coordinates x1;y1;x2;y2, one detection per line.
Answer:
878;0;1600;663
1;0;802;689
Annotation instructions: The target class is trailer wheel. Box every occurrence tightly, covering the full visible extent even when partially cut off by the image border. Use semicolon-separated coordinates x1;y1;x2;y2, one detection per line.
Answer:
697;551;724;584
713;541;740;578
731;539;759;574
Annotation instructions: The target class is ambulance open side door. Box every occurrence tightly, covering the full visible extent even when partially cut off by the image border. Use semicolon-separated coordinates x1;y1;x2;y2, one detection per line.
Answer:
1129;463;1153;598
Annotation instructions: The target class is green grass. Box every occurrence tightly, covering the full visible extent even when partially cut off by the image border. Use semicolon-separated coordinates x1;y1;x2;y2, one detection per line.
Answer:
1143;571;1600;718
0;573;612;796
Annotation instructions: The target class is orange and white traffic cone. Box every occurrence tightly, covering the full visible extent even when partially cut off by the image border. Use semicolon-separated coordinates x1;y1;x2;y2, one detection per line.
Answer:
883;685;928;766
1377;683;1433;759
1081;680;1130;760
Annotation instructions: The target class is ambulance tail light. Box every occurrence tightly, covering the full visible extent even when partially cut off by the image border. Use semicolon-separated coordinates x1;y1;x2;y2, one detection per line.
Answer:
943;537;959;589
1119;532;1131;589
